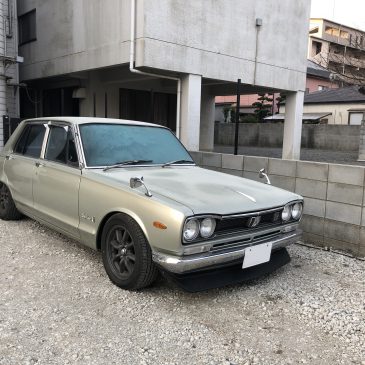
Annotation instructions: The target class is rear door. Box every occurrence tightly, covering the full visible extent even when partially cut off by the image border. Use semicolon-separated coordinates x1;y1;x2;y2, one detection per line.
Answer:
4;123;47;214
33;123;81;238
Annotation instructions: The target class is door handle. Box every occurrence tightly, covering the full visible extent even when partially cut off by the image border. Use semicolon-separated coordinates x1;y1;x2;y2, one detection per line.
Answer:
35;162;46;167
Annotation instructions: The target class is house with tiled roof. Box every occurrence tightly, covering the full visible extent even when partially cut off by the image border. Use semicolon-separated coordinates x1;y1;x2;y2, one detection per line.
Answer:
279;86;365;124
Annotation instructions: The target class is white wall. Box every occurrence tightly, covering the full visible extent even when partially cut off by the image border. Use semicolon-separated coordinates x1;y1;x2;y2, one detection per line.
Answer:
18;0;310;92
18;0;132;82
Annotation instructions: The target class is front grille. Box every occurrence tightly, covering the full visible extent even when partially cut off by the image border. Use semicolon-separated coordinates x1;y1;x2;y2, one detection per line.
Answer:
215;209;282;236
211;229;282;253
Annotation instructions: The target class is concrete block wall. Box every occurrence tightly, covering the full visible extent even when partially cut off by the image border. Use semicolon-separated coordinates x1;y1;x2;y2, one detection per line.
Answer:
189;151;365;258
214;123;361;152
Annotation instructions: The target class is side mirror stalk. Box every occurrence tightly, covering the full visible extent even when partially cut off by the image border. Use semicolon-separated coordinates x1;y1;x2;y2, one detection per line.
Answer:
259;168;271;185
130;177;152;197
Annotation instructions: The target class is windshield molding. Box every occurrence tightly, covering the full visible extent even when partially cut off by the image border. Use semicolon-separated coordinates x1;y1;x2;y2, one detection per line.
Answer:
84;163;196;170
76;122;195;169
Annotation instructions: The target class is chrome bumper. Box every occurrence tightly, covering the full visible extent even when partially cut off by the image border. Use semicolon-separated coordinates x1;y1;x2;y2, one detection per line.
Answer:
152;229;302;274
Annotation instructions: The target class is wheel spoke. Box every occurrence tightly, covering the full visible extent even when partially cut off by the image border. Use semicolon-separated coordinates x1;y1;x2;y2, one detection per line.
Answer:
122;230;129;243
126;253;136;263
118;258;126;273
125;242;134;250
109;240;120;250
124;259;133;274
112;253;122;262
115;229;123;243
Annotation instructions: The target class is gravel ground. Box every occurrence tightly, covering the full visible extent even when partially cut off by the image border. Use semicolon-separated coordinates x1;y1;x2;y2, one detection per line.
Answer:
214;145;365;166
1;218;365;365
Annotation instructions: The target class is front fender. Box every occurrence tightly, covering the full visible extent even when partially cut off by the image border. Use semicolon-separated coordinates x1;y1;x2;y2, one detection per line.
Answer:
78;172;192;254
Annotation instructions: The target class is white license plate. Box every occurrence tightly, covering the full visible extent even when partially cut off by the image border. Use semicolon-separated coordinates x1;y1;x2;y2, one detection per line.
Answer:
242;242;273;269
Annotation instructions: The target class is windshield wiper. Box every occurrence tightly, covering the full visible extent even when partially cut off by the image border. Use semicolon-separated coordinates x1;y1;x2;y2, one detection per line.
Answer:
103;160;153;172
162;159;195;168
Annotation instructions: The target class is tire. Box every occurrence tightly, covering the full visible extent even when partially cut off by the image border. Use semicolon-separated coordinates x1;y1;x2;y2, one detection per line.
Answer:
0;183;22;221
101;213;158;290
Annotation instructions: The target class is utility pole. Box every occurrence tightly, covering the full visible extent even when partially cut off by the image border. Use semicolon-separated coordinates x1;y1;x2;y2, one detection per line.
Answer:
234;79;241;155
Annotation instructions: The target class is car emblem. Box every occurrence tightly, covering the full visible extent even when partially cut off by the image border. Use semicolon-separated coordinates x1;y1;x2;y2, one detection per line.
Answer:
246;216;261;228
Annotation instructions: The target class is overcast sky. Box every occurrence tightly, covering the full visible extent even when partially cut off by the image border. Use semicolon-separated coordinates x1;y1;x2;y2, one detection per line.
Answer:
310;0;365;31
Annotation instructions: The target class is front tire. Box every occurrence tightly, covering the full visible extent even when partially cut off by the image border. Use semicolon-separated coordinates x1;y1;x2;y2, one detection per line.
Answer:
0;183;22;220
101;213;158;290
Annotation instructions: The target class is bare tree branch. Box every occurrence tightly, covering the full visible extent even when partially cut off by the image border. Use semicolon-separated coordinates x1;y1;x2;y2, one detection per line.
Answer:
310;28;365;86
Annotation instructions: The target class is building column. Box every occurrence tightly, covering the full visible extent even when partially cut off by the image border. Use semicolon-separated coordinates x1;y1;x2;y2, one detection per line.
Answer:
199;91;215;151
180;74;202;151
0;0;5;149
357;113;365;161
282;91;304;160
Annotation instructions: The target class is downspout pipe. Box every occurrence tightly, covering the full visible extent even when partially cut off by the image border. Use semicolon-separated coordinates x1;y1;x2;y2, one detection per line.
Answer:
129;0;181;139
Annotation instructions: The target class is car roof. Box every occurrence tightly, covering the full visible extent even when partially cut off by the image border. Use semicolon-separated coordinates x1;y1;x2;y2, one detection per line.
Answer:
22;117;163;128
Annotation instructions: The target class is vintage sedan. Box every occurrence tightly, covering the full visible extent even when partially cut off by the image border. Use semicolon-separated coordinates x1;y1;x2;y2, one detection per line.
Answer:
0;117;303;291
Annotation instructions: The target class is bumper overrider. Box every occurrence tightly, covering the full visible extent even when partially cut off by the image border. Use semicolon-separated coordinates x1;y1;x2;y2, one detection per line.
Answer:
152;229;302;274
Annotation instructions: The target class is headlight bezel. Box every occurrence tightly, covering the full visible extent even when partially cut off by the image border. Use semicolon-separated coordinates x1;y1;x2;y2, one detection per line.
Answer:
282;200;304;223
291;202;303;220
200;217;217;238
182;215;219;243
281;204;292;222
182;218;200;242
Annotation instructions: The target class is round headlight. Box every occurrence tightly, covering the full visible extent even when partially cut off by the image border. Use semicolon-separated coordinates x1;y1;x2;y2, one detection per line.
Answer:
183;219;200;241
200;218;216;238
291;202;303;220
281;205;291;222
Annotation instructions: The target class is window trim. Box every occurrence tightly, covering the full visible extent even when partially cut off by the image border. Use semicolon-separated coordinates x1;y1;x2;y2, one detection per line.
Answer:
77;122;195;169
13;122;47;159
18;9;37;46
43;122;81;169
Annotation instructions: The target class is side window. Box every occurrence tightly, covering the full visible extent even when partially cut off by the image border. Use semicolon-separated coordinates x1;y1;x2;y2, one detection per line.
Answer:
14;124;46;158
45;126;79;166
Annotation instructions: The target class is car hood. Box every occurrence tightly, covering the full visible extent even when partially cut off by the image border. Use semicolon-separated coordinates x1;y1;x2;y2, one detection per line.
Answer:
97;166;301;215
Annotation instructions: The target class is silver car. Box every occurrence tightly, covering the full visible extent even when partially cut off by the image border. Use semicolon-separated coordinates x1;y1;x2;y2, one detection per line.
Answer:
0;117;303;291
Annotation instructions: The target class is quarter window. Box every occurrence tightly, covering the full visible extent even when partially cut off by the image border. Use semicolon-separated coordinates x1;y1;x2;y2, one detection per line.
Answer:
14;124;46;158
45;126;78;166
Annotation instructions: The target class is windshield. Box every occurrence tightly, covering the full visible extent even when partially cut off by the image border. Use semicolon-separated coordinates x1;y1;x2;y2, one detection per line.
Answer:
79;123;194;167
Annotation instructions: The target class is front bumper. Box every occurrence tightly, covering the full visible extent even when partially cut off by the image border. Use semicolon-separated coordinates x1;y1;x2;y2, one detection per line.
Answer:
152;229;302;274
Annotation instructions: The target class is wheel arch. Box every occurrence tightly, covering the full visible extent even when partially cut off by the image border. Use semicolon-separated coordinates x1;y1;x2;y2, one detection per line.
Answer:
96;210;150;250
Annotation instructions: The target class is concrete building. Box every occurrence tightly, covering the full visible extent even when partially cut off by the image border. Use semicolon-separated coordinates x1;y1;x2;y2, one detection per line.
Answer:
0;0;20;149
308;18;365;85
17;0;310;159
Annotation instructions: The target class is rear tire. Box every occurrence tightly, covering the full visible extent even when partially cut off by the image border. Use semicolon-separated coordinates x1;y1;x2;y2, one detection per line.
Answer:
0;183;22;220
101;213;158;290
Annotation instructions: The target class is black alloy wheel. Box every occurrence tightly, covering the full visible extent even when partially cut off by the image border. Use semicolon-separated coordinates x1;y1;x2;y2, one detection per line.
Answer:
106;225;136;279
101;213;158;290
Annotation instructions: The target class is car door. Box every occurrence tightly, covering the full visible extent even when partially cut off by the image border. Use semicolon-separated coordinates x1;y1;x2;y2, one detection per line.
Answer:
4;123;47;215
32;123;81;239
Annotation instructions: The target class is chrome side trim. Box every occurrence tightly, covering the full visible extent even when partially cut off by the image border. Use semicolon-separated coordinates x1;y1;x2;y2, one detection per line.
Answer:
74;124;87;169
222;206;283;219
40;123;50;159
153;229;302;274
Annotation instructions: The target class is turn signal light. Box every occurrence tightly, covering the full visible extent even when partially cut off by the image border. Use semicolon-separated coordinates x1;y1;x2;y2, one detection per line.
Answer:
153;221;167;230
